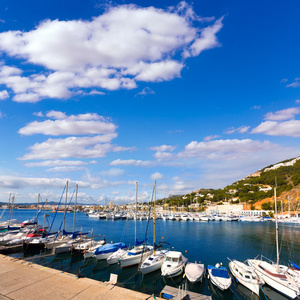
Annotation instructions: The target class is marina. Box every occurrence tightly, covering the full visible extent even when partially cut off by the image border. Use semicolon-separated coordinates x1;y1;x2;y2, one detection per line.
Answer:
0;207;300;299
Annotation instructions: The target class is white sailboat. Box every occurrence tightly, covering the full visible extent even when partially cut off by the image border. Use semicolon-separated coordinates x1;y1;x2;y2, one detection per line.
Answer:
228;259;263;296
248;186;300;299
140;180;169;275
120;182;153;268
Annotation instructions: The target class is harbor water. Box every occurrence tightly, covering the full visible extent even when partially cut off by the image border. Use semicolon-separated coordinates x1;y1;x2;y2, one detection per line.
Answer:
1;209;300;300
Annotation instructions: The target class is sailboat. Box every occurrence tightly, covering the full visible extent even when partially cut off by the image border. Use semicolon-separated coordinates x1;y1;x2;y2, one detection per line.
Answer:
228;259;263;296
140;180;169;275
247;186;300;299
54;184;88;254
120;182;153;268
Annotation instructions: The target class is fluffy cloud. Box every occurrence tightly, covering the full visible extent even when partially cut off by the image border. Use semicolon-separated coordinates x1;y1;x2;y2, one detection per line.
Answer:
19;111;116;136
0;3;223;102
177;139;275;160
150;172;164;180
0;90;9;100
150;145;176;152
19;134;120;160
110;159;152;167
251;120;300;137
264;107;300;121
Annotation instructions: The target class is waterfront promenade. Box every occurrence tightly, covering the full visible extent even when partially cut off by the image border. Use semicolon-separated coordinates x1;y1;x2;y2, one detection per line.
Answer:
0;254;156;300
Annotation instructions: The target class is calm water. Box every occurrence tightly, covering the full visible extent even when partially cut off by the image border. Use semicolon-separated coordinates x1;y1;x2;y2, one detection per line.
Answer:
2;209;300;300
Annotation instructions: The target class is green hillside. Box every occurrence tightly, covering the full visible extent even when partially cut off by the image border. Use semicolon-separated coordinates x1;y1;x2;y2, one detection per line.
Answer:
158;156;300;210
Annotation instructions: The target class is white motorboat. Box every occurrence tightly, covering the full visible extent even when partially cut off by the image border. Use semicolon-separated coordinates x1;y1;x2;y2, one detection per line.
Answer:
161;251;188;278
229;259;263;296
207;263;231;291
185;261;205;283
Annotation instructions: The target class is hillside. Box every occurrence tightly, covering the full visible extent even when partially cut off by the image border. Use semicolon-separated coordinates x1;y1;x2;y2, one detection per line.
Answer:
158;156;300;212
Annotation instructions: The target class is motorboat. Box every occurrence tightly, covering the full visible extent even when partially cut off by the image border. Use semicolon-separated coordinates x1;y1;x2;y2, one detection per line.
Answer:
229;259;263;296
94;242;127;260
207;263;231;291
140;249;169;275
161;251;188;278
185;261;205;283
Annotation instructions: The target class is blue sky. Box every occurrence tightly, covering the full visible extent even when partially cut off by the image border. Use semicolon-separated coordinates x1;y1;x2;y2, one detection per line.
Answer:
0;0;299;204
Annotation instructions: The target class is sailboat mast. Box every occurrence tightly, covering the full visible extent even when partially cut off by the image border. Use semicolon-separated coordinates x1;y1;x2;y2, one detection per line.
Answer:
274;187;280;267
43;198;47;231
36;193;40;220
154;180;156;255
73;184;78;234
135;181;138;243
63;181;68;231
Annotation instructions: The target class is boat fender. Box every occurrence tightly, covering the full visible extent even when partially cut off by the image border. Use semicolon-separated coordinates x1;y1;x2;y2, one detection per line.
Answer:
207;274;210;279
236;278;238;283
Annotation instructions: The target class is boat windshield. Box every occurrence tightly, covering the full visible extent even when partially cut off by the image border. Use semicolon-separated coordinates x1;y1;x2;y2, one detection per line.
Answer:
166;257;178;262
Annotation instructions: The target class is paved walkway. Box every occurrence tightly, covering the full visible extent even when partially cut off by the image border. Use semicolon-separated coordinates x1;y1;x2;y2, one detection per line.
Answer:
0;254;157;300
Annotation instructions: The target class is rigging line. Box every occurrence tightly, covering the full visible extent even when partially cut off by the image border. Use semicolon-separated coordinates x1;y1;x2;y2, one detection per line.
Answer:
140;184;155;264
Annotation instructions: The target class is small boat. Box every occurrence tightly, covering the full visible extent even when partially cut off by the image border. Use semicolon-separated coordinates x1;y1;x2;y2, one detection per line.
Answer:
248;258;300;299
229;259;263;296
208;263;231;291
161;251;188;278
120;244;153;268
94;242;127;260
185;261;205;283
107;247;128;265
140;249;169;275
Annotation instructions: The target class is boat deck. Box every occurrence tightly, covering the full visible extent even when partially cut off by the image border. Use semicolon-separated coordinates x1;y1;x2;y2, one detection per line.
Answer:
160;285;212;300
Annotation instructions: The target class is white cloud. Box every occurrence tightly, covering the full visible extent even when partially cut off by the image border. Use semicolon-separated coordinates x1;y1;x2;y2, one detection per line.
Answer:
286;78;300;88
204;135;220;141
136;87;155;96
264;107;300;121
19;134;118;160
150;172;164;180
19;111;117;136
24;160;89;167
186;16;223;57
0;90;9;100
46;166;86;172
225;126;250;134
251;120;300;137
0;3;223;102
150;145;176;152
110;159;152;167
177;139;275;160
100;168;125;177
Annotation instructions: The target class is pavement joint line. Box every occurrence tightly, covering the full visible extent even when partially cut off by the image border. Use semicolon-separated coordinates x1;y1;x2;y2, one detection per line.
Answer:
68;284;93;300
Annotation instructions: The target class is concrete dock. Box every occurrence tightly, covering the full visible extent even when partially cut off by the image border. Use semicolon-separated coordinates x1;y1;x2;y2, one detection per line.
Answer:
0;254;156;300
